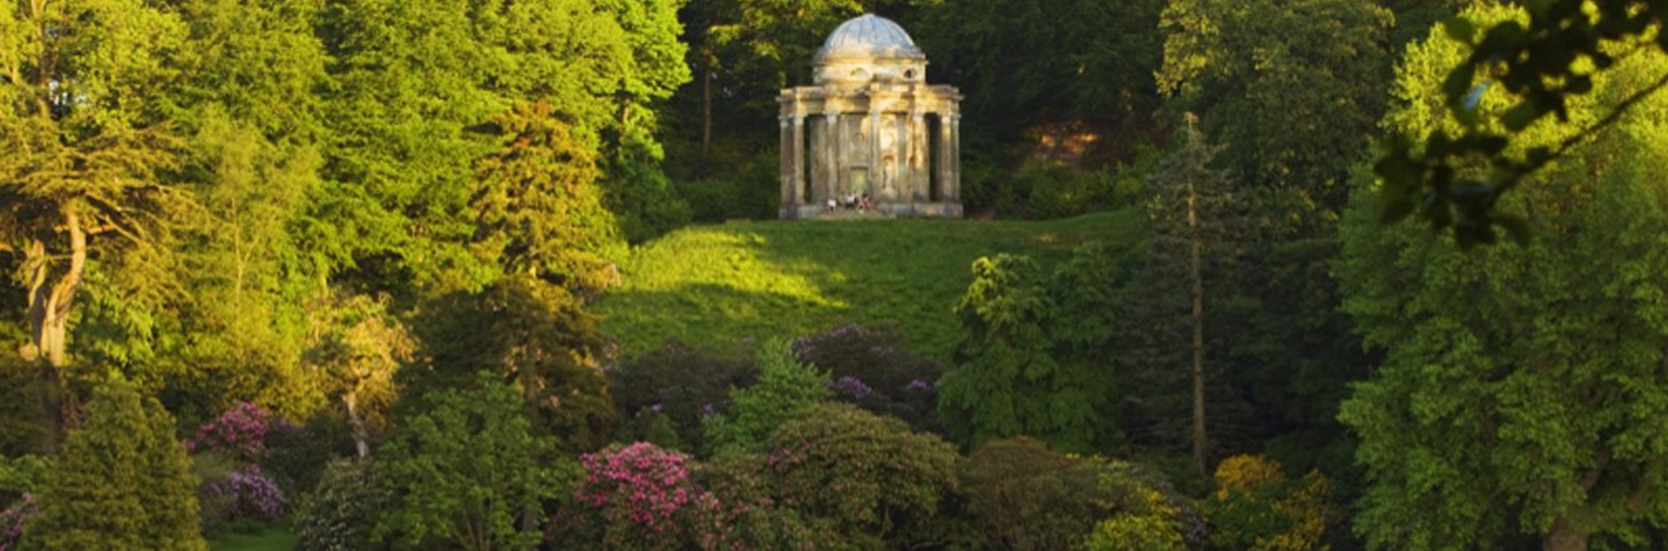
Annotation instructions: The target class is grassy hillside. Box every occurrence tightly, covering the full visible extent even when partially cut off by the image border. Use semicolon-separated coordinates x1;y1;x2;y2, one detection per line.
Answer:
595;209;1148;360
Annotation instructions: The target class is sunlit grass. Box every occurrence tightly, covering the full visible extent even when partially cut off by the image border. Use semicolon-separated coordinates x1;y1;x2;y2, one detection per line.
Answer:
596;209;1148;360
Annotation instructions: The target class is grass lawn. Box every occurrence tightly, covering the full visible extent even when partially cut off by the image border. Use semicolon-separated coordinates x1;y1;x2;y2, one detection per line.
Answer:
595;209;1147;360
208;525;299;551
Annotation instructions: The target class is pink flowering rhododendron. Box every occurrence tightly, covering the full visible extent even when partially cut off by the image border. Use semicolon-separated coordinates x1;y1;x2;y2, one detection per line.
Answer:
187;402;290;461
0;494;36;551
554;442;717;551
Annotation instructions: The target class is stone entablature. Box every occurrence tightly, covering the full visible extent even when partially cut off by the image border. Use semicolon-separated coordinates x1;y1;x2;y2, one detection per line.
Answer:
778;14;963;219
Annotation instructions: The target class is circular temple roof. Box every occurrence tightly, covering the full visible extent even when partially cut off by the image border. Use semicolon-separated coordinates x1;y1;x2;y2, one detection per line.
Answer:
816;14;924;62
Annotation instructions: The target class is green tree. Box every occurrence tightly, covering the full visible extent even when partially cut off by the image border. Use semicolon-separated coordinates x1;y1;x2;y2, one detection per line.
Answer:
1337;7;1668;549
302;292;414;458
1157;0;1392;210
762;402;961;550
0;0;194;448
24;377;205;551
469;101;623;296
1371;0;1668;244
1120;119;1253;473
938;253;1108;453
374;373;572;551
702;339;828;455
407;275;616;453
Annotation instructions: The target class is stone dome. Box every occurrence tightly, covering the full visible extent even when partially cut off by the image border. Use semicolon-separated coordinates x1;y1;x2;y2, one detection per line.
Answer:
815;14;924;62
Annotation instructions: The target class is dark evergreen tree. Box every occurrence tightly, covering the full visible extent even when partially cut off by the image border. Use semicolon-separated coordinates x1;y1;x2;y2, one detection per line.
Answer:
1122;118;1253;473
25;377;205;551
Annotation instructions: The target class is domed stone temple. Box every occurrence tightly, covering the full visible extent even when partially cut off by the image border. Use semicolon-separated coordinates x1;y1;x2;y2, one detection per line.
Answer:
778;14;963;219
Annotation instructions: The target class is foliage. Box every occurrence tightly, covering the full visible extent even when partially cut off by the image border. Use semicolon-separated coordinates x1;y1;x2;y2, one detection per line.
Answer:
0;456;47;505
610;340;757;453
1204;455;1331;551
938;250;1119;453
1117;119;1253;470
257;412;353;498
761;402;961;550
25;377;206;551
373;373;575;551
1083;460;1200;551
912;0;1165;160
469;100;624;295
0;493;34;551
409;275;616;453
694;451;820;551
1337;7;1668;548
1372;0;1668;244
294;458;386;551
1158;0;1393;211
702;340;829;455
959;437;1117;551
791;324;944;433
553;442;714;551
301;292;412;459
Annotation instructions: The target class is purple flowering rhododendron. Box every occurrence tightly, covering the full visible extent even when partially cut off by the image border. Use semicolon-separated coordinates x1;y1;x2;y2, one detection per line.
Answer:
209;466;287;521
826;376;873;400
0;494;37;551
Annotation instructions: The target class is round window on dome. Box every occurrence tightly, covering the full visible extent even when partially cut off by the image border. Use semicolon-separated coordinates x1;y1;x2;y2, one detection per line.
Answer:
850;68;869;80
904;69;916;80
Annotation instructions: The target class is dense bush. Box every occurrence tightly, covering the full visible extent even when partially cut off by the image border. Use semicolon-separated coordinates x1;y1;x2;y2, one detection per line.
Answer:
610;340;757;453
961;156;1152;220
960;437;1115;551
1083;460;1202;551
792;324;943;433
0;456;47;505
695;451;819;551
1203;455;1331;551
295;458;386;551
553;442;714;551
762;403;961;550
701;340;828;455
373;374;573;551
26;377;206;551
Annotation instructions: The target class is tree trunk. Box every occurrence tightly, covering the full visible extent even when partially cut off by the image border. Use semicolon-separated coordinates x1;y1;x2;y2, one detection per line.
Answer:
701;65;713;160
1544;517;1588;551
1189;178;1207;474
24;210;88;451
344;392;370;458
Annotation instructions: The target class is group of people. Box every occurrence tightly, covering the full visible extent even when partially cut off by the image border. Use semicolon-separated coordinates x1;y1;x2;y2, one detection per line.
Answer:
826;192;875;212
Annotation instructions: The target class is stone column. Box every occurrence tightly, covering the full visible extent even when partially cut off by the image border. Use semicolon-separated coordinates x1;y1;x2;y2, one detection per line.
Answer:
779;115;794;217
870;109;882;197
824;112;841;201
790;115;805;207
809;115;824;204
936;113;952;202
910;112;926;201
948;112;961;201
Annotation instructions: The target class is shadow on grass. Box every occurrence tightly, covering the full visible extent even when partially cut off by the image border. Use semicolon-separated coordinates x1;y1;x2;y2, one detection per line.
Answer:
597;211;1147;360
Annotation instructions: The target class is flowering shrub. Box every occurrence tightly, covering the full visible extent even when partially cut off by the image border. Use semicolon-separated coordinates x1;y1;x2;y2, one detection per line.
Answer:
961;437;1117;551
554;442;714;551
1084;459;1202;551
0;493;36;551
209;467;287;521
296;459;387;551
187;402;287;461
792;324;944;433
610;340;757;452
825;376;873;400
